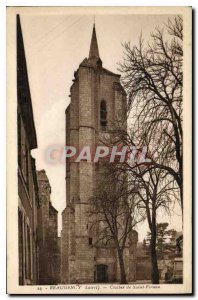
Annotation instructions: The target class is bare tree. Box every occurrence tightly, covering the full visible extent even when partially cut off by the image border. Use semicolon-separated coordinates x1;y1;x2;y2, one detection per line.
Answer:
89;166;141;284
133;166;179;283
101;123;180;284
118;16;183;210
90;16;183;284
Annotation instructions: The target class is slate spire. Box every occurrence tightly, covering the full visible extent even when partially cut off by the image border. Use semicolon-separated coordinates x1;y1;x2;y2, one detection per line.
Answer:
89;24;100;59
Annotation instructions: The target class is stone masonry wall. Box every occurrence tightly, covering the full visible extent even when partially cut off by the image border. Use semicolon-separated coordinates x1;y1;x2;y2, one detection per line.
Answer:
37;170;60;284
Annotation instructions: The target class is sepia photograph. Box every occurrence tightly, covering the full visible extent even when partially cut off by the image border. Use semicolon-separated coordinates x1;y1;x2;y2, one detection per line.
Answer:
6;6;192;294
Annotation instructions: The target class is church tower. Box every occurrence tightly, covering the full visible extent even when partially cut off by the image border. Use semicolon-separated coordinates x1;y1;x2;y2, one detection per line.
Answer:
61;25;138;283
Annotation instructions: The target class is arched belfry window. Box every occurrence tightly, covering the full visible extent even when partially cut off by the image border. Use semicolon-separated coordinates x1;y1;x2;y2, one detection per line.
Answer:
100;100;107;128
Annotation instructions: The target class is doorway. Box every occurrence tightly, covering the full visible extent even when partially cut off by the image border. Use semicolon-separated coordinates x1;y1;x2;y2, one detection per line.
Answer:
95;264;108;283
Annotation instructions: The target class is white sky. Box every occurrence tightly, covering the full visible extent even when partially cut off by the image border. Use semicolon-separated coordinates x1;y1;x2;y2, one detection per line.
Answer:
20;13;182;240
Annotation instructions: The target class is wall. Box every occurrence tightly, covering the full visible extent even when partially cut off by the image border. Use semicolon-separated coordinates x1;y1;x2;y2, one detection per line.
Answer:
37;170;60;284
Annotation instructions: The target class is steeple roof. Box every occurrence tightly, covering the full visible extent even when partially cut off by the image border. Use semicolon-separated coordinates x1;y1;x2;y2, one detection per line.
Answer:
89;24;100;59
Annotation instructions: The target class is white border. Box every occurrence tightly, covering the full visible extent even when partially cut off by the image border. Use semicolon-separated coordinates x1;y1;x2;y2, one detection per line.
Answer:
1;1;196;298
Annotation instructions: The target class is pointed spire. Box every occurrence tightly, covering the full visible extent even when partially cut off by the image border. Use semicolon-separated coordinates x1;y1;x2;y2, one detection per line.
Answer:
89;24;100;59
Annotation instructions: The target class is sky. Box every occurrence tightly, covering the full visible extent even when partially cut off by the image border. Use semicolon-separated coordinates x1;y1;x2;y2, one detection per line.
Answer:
20;12;182;240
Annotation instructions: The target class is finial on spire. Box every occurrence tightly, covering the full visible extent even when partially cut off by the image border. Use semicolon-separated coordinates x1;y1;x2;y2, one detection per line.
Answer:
89;23;100;59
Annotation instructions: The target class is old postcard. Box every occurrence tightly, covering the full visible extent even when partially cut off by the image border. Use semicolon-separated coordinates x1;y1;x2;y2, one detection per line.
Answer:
7;6;192;294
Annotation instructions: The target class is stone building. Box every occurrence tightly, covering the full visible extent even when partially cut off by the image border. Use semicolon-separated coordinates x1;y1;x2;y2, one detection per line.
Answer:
61;25;138;283
37;170;60;284
136;242;152;281
17;14;39;285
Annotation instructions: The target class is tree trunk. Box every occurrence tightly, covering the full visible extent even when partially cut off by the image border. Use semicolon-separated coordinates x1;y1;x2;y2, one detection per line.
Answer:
117;249;127;284
150;236;159;284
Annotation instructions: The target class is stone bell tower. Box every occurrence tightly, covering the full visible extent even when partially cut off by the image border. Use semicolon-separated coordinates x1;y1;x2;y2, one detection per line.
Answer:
61;25;138;284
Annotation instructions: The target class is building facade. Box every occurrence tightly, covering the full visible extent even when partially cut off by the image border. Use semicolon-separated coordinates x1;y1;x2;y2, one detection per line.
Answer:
61;25;138;284
17;15;39;285
37;170;60;284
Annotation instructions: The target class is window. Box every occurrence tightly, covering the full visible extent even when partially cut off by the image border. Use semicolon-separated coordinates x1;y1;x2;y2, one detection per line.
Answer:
89;238;92;245
100;100;107;128
24;145;29;191
18;209;24;285
25;224;31;280
27;227;31;279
